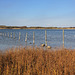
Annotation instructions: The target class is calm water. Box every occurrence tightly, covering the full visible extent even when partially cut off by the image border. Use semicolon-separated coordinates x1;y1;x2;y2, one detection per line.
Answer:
0;29;75;50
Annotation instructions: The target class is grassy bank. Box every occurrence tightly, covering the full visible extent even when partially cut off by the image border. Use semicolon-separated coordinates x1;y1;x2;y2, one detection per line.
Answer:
0;47;75;75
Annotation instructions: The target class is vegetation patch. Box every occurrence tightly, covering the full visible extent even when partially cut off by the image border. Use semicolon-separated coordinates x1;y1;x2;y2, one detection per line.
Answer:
0;47;75;75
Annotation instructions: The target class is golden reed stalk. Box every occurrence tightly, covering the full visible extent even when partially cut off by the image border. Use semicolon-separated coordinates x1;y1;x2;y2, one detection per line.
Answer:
0;47;75;75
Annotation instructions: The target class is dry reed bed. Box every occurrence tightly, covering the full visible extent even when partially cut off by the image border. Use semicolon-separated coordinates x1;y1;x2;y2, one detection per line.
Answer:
0;47;75;75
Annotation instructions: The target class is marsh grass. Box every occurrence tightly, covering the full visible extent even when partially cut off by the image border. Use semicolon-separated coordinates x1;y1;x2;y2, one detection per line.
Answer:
0;47;75;75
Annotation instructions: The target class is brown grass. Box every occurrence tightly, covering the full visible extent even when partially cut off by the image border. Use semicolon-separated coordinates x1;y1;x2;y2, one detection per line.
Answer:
0;47;75;75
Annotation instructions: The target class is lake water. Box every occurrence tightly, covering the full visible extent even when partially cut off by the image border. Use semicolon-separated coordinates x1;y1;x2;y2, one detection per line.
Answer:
0;29;75;50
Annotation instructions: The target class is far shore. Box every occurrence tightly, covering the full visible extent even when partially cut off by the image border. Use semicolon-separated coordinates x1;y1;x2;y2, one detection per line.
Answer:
0;25;75;29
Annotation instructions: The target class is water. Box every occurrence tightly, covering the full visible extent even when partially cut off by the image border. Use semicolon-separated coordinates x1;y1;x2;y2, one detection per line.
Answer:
0;29;75;50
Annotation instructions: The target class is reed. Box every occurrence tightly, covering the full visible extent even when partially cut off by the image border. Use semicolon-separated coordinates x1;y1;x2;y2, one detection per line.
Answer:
0;47;75;75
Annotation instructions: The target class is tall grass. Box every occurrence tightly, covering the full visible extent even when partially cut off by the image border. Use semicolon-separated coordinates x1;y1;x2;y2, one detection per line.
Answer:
0;47;75;75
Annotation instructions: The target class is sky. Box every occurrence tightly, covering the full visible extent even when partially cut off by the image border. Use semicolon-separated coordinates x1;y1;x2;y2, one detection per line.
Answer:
0;0;75;27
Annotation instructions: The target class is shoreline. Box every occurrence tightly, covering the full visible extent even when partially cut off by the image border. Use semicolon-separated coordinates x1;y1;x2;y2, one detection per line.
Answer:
0;26;75;29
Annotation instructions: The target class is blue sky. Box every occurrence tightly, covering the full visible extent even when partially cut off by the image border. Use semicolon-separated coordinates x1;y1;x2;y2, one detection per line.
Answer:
0;0;75;27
